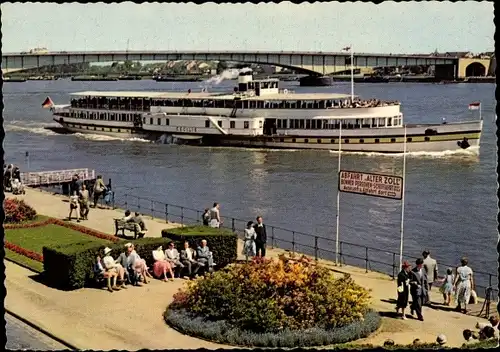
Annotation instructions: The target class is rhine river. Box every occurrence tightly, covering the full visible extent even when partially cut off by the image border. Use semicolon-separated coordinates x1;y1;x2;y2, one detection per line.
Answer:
3;79;497;291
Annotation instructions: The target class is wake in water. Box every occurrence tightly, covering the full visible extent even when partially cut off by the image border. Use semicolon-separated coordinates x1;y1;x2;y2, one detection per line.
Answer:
328;146;480;159
5;123;59;136
72;133;151;143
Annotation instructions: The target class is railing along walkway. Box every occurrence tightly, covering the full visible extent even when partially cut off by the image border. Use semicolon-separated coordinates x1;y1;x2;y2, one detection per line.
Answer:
20;168;96;187
104;192;498;303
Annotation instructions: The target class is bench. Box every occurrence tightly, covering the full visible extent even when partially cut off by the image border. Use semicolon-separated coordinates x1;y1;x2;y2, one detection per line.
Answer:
113;219;145;239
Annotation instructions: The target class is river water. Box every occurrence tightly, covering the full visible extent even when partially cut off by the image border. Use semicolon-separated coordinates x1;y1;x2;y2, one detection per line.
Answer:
3;79;497;291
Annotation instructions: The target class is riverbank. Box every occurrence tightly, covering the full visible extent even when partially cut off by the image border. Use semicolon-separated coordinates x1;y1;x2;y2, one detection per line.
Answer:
4;188;495;349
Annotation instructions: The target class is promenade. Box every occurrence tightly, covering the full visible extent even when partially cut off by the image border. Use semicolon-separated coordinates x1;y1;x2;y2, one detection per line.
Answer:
5;188;493;349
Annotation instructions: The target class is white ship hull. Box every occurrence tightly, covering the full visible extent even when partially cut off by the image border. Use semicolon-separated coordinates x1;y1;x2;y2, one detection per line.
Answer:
51;117;482;154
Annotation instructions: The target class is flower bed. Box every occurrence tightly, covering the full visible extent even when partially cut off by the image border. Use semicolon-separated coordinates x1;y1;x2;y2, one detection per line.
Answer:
165;255;381;347
5;198;37;223
5;241;44;262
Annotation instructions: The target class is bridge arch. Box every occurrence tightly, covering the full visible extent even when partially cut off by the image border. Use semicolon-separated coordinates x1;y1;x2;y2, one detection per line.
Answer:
465;62;486;77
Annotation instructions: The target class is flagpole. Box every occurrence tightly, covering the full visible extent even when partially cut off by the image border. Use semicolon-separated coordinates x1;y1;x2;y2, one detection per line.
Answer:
350;45;354;101
399;125;407;272
479;102;482;120
335;123;342;266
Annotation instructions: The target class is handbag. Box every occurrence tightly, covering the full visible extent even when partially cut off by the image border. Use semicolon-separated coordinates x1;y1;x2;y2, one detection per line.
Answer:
469;290;478;304
397;285;404;293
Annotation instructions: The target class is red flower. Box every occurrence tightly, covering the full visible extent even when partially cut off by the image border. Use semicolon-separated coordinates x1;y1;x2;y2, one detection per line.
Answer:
5;241;43;262
4;198;37;223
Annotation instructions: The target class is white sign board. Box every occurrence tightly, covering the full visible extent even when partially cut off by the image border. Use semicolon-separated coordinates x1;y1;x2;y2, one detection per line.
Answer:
339;170;403;200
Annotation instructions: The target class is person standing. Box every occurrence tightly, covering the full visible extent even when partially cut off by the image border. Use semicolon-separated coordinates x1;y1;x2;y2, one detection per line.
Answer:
79;184;90;220
253;216;267;258
242;221;257;262
422;250;438;291
409;258;427;321
92;175;107;208
440;268;455;306
395;261;412;320
453;257;474;314
202;208;210;226
209;203;222;228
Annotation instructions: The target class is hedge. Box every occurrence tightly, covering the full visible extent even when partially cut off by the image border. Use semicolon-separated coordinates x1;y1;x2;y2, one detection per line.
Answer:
161;225;237;267
43;237;174;290
164;308;381;347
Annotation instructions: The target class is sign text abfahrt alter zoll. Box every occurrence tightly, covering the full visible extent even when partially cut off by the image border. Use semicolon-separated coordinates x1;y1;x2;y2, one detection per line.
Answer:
338;170;403;200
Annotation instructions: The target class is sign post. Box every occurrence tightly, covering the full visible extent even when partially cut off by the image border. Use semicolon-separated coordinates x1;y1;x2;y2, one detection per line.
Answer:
335;124;342;265
399;126;407;272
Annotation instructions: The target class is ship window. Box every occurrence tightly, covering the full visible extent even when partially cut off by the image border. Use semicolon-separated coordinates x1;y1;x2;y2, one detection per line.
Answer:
317;139;322;144
280;138;284;142
205;120;210;128
306;119;311;129
304;138;309;143
424;136;430;142
387;118;393;127
299;119;305;129
94;127;96;130
360;139;364;143
244;121;249;129
330;139;335;143
277;119;282;128
117;129;121;133
378;118;385;127
157;118;161;125
292;138;296;143
166;119;169;126
143;117;146;124
375;138;380;143
407;137;412;142
218;121;222;127
102;128;105;131
344;139;349;144
230;121;236;129
259;121;263;128
391;138;396;143
282;119;287;129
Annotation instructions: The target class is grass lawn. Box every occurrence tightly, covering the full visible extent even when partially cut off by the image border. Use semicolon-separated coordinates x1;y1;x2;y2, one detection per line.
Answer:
5;224;113;254
5;248;44;273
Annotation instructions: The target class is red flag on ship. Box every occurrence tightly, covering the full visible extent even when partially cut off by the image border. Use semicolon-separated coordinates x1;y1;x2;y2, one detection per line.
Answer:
468;102;480;110
41;96;53;108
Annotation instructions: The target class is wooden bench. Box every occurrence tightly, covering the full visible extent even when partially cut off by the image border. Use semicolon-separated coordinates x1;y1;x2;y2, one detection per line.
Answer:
113;219;145;239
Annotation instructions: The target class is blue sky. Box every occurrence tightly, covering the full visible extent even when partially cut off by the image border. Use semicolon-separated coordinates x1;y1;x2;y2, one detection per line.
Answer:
1;2;494;54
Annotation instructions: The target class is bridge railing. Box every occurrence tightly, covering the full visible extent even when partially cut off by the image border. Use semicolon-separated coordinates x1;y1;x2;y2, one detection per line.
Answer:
110;192;498;303
21;168;95;186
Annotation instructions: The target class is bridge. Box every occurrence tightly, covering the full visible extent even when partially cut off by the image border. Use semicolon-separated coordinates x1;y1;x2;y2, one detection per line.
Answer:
2;50;459;77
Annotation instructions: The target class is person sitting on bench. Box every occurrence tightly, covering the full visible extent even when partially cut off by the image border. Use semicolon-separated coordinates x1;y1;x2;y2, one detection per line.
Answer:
196;239;216;273
115;244;140;286
102;247;127;289
132;212;148;236
94;255;118;292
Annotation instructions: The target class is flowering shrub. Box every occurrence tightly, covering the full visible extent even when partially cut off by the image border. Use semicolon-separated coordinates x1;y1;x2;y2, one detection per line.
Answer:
170;254;372;334
4;198;37;223
5;241;43;262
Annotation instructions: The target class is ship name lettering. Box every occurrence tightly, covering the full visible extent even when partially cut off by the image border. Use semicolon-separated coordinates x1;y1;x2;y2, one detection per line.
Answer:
176;126;197;133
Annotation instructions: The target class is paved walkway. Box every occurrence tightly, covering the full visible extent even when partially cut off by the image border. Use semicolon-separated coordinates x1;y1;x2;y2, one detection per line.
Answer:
5;188;493;349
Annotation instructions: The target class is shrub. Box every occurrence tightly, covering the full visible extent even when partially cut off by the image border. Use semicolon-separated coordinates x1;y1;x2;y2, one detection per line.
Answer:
166;254;376;346
164;308;381;347
4;198;37;223
43;237;179;290
162;225;237;267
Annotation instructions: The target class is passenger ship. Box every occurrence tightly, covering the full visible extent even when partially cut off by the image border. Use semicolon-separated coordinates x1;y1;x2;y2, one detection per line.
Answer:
43;71;482;153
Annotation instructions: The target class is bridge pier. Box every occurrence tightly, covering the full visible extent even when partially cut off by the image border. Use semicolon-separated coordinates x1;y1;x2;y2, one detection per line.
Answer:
299;75;332;87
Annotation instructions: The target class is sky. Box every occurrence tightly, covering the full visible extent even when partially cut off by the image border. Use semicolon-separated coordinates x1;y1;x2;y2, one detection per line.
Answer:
1;2;494;54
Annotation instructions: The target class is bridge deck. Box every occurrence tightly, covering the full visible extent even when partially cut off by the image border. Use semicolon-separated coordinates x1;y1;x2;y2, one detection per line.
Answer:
20;168;96;187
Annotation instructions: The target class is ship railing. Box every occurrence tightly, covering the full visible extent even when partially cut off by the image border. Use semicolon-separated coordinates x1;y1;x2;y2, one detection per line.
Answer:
104;191;498;304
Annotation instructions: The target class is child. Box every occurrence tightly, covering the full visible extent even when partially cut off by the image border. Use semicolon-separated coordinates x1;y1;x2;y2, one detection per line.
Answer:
440;268;454;306
68;191;81;222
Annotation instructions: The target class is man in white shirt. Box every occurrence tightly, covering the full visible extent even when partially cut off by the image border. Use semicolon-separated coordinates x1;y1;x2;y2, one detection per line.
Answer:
180;241;201;278
102;247;127;289
165;242;184;278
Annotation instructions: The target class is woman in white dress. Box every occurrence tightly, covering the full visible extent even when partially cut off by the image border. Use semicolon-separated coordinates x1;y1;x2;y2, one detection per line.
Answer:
453;257;474;314
242;221;256;261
